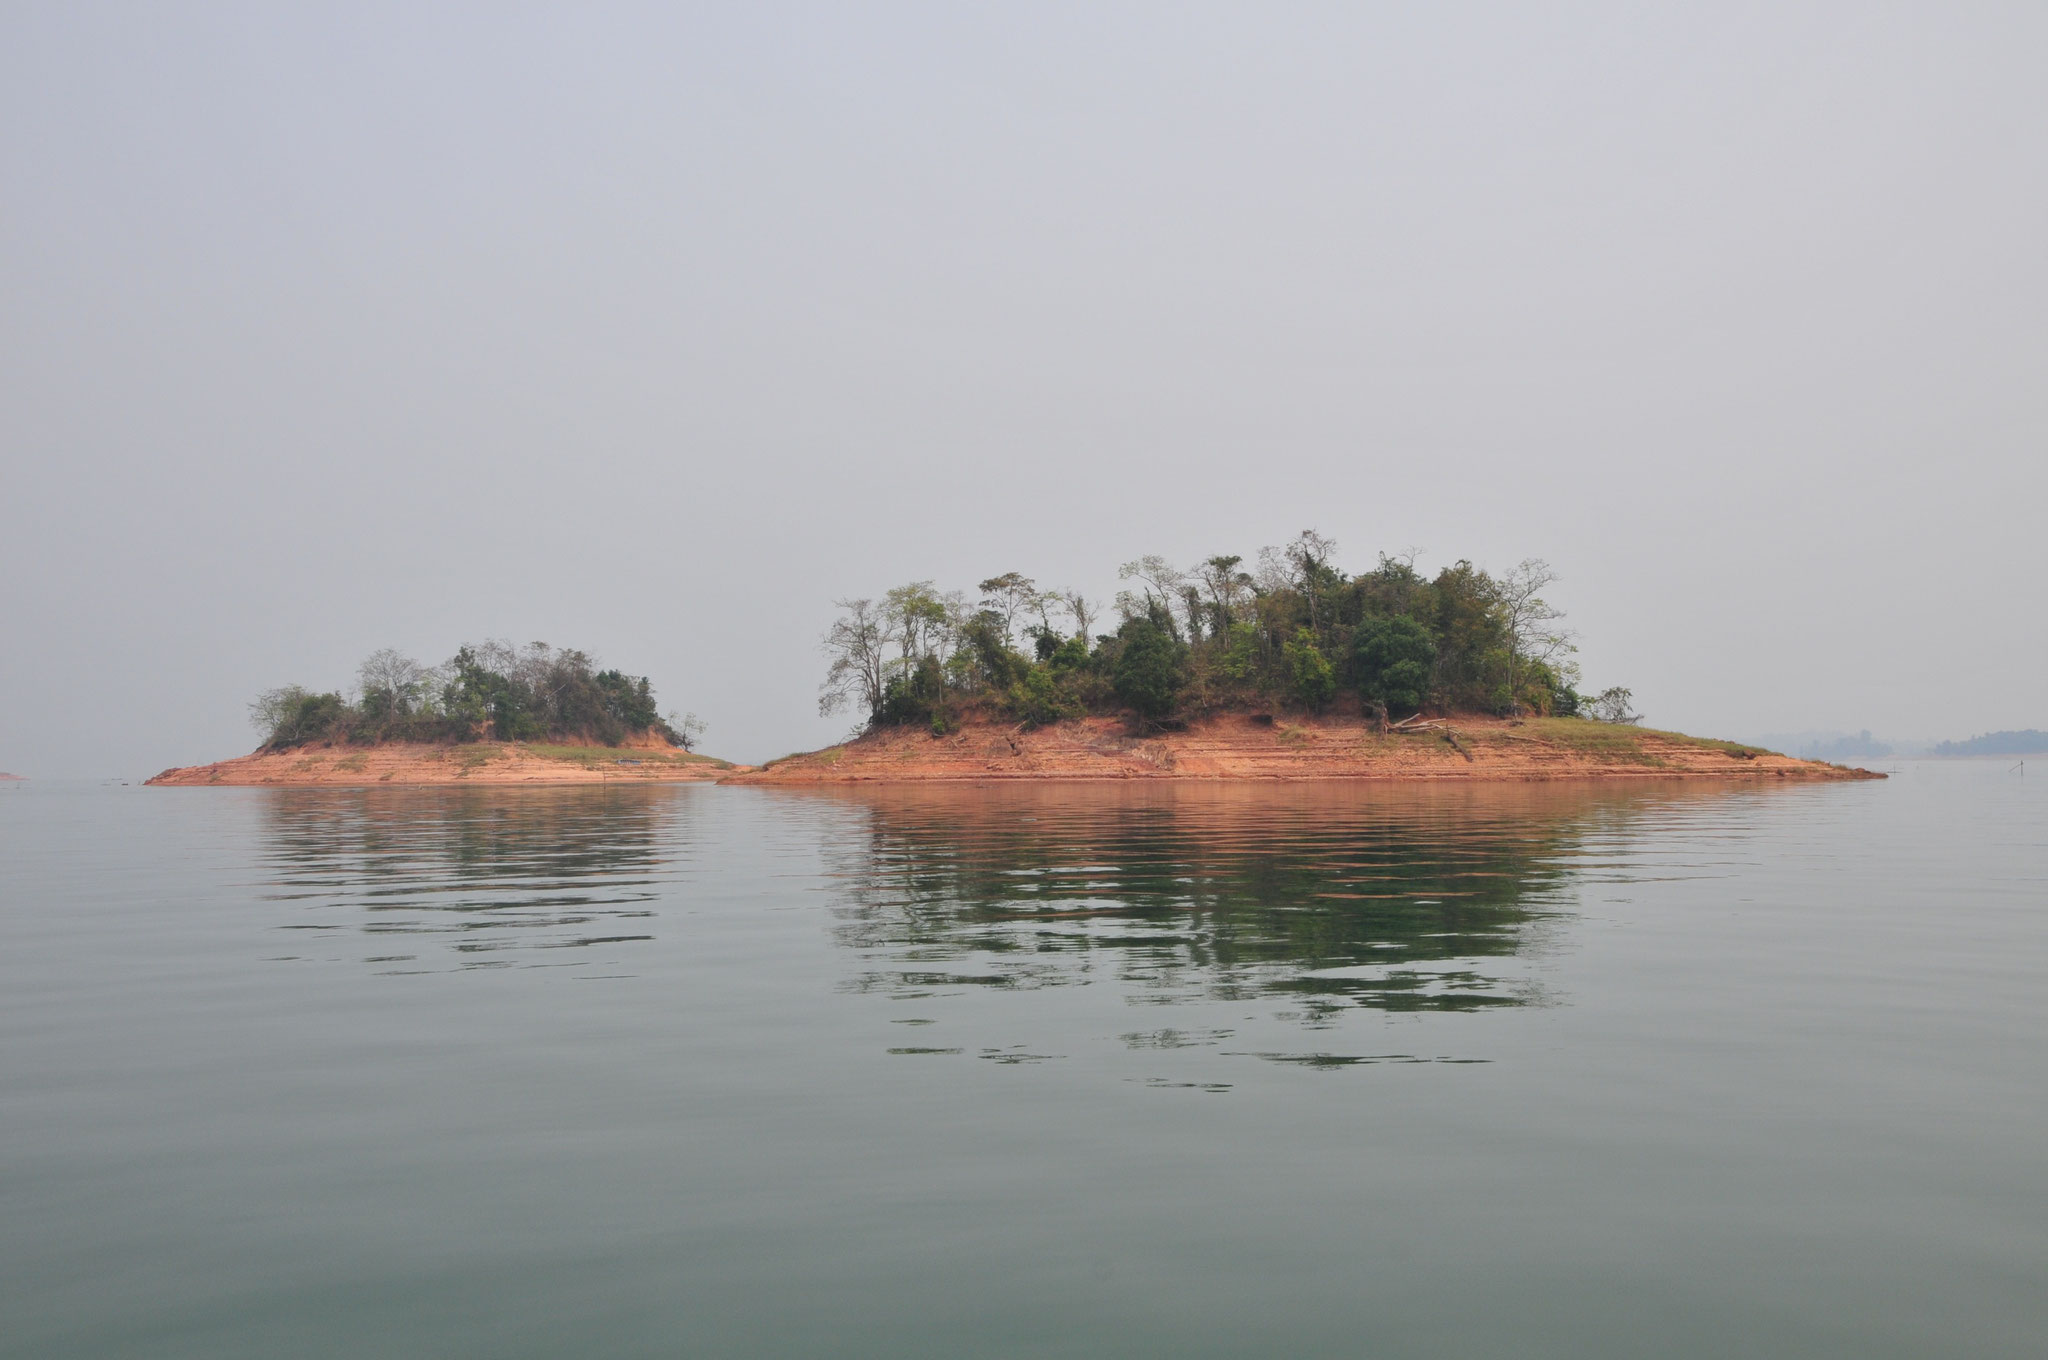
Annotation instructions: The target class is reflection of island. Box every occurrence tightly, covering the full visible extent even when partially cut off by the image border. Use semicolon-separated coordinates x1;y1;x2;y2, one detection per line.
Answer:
812;782;1739;1019
254;786;694;971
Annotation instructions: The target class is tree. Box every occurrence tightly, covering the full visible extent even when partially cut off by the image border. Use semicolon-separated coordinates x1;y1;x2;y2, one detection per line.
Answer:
976;573;1037;647
668;711;708;751
1585;687;1641;724
1112;617;1183;719
819;599;893;722
1427;560;1505;709
250;685;348;748
1493;559;1574;709
1353;615;1437;713
1282;530;1342;634
1062;590;1098;641
884;581;950;668
357;649;430;717
1283;628;1336;710
1117;556;1190;640
1197;555;1252;633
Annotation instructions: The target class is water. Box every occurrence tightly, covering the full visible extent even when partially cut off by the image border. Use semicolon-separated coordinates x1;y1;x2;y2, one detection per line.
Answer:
2;767;2042;1357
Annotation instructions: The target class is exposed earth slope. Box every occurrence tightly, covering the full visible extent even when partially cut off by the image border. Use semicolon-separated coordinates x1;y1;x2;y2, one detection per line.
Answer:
728;713;1879;783
146;738;740;786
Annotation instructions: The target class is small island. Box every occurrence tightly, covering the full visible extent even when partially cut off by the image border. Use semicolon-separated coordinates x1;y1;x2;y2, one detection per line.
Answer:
730;537;1878;784
148;642;738;786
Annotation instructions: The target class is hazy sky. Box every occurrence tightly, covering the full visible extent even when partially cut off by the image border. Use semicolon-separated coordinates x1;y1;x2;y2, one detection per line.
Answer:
4;2;2044;775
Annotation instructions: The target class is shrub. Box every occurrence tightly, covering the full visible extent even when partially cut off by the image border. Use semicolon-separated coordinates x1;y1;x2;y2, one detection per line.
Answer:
1006;667;1079;729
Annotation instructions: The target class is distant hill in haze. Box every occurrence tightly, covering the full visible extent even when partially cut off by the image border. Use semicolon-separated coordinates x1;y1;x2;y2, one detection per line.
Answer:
1753;727;2048;760
1805;731;1895;760
1932;730;2048;757
1754;730;1898;761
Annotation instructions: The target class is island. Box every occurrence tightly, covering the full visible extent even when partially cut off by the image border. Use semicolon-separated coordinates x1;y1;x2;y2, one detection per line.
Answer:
729;539;1878;784
147;642;741;786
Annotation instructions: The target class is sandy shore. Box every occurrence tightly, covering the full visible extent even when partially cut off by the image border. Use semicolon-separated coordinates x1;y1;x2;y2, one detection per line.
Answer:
145;740;743;786
726;713;1880;784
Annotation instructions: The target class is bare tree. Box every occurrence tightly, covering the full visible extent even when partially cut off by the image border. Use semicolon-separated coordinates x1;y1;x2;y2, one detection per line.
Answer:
1585;687;1641;724
1117;555;1189;638
1062;590;1098;641
1282;529;1340;632
357;648;430;716
1253;544;1293;595
1027;587;1061;639
819;599;894;722
249;684;311;734
1196;554;1252;632
668;711;708;750
1493;558;1575;704
976;573;1037;646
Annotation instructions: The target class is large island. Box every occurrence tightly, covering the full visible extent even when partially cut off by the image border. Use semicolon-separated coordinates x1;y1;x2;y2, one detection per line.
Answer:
738;540;1879;784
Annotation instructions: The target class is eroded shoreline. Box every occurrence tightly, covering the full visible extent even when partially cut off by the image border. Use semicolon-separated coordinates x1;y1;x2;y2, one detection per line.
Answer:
729;713;1880;784
145;740;739;786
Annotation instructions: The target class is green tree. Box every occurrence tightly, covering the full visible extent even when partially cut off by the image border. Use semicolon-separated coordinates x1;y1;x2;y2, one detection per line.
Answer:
1352;615;1437;713
1112;617;1184;719
1283;628;1336;710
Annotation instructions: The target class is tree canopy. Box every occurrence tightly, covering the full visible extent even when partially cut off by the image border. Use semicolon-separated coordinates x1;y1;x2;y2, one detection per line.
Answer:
819;538;1633;733
251;641;703;751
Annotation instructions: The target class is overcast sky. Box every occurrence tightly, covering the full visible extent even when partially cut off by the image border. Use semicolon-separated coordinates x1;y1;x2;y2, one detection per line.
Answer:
4;2;2044;775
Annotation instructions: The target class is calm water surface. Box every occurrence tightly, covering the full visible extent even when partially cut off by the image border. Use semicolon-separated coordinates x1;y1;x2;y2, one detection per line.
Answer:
2;767;2043;1357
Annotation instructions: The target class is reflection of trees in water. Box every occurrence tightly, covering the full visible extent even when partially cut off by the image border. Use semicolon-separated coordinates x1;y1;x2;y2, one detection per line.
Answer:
256;787;691;971
819;784;1723;1015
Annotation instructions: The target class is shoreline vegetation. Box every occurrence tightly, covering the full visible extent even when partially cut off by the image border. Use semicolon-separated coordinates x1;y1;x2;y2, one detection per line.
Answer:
247;641;705;752
813;539;1623;737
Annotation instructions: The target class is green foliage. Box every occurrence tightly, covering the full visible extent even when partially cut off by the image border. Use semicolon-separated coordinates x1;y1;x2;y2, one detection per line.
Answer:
1352;615;1437;713
1584;686;1641;724
1217;620;1261;683
959;613;1031;692
1112;618;1185;719
833;535;1588;732
1283;628;1336;711
251;687;351;748
1046;634;1092;674
252;642;693;751
880;655;949;728
1006;667;1079;729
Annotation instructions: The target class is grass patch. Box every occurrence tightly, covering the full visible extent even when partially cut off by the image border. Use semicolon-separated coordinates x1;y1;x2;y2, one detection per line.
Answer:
521;744;730;770
1510;718;1658;765
1635;727;1774;758
1513;718;1773;763
334;753;369;773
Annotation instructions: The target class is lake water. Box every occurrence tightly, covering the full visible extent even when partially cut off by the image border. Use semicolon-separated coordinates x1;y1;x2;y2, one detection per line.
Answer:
3;766;2043;1357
